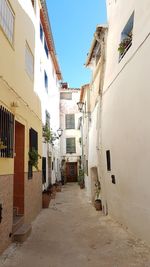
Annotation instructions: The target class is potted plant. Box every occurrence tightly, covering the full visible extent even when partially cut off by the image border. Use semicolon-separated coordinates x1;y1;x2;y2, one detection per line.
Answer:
118;35;132;55
42;189;51;208
28;148;41;171
78;168;85;189
94;179;102;211
0;139;7;150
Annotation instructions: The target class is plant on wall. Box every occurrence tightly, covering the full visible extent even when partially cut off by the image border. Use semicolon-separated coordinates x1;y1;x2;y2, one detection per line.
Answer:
77;168;85;189
28;148;41;171
118;33;132;56
42;124;52;143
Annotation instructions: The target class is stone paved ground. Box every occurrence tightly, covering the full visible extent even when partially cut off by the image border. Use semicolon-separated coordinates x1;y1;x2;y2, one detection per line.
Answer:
0;183;150;267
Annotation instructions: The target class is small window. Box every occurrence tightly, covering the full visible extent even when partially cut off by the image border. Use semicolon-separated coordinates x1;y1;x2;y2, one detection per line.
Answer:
106;150;111;171
25;43;34;80
60;92;72;100
29;128;38;151
44;38;49;58
0;0;15;45
65;114;75;129
44;71;48;92
40;23;43;42
66;138;76;154
118;12;134;61
0;105;14;158
28;128;38;179
42;157;46;184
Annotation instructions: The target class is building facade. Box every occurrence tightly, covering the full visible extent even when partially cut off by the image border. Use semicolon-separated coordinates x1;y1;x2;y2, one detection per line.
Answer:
82;26;107;203
60;83;82;183
0;0;42;253
34;0;62;187
101;0;150;244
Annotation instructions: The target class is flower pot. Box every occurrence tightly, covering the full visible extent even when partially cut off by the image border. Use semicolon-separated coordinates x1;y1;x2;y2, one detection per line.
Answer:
94;199;102;211
42;192;50;208
79;183;85;189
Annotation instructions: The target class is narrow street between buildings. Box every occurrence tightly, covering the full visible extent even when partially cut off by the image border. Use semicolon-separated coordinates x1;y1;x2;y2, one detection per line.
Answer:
0;183;150;267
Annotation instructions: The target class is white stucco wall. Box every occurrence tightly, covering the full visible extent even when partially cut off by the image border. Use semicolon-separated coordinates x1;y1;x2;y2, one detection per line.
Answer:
60;89;82;162
34;0;61;186
102;0;150;244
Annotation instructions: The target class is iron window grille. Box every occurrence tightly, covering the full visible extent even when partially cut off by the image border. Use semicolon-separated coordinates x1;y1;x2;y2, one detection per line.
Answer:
28;128;38;179
0;105;14;158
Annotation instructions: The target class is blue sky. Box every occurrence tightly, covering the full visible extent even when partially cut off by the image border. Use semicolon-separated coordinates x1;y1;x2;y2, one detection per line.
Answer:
47;1;107;88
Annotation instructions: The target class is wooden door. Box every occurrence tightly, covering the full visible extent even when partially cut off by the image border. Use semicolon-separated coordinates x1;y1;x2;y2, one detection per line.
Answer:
66;162;77;182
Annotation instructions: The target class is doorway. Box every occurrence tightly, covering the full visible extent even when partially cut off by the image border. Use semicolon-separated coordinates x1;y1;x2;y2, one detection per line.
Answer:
66;162;77;182
13;121;25;215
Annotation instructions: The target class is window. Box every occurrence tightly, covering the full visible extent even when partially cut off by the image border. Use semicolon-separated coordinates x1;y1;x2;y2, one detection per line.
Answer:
106;150;111;171
118;12;134;61
44;38;49;58
40;23;43;42
0;105;14;158
66;138;76;154
44;71;48;92
29;128;38;151
65;114;75;129
42;157;46;184
60;92;72;100
0;0;15;44
28;128;38;179
25;43;34;80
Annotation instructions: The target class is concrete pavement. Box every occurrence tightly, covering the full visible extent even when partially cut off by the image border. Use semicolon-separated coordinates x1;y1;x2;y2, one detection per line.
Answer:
0;183;150;267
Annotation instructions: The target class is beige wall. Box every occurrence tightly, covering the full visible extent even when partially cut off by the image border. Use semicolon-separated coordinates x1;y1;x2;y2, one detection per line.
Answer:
0;175;13;254
0;0;42;253
101;0;150;244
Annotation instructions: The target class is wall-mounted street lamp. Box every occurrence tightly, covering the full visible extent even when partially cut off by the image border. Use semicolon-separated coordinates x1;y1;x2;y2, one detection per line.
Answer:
77;101;91;119
77;101;85;112
57;128;63;138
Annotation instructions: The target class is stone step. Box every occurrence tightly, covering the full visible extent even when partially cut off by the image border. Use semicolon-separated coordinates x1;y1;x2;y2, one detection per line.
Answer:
13;224;32;243
12;215;24;233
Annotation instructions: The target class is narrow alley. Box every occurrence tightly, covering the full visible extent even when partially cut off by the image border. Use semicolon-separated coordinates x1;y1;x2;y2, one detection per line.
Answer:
0;184;150;267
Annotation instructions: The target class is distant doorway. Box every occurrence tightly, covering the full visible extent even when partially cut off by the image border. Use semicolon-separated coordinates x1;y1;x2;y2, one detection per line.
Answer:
66;162;77;182
13;121;25;215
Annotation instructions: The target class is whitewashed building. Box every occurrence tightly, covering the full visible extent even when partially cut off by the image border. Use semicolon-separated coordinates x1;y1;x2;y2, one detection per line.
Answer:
34;0;62;186
81;26;107;203
60;83;82;183
100;0;150;244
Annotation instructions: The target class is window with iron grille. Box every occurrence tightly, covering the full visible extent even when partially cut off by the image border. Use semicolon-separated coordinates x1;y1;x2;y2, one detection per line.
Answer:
28;128;38;179
60;92;72;100
0;0;15;45
29;128;38;151
65;114;75;129
0;106;14;158
66;138;76;154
